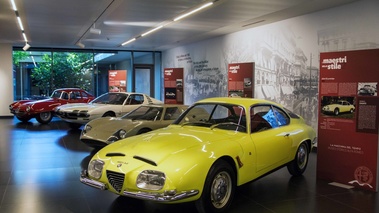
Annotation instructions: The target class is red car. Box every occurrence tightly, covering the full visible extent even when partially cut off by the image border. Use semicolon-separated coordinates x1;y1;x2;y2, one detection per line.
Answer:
9;88;95;124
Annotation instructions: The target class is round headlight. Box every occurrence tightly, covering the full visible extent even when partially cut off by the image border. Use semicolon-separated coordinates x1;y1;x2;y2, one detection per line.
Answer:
84;124;92;133
137;170;165;190
119;129;127;139
88;159;104;179
26;106;31;112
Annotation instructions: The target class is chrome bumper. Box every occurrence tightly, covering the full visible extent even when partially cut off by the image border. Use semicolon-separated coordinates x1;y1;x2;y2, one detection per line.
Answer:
80;170;107;190
123;189;199;202
80;170;199;202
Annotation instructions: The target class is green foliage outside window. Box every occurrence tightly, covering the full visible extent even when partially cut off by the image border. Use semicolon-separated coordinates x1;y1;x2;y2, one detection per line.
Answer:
13;51;93;94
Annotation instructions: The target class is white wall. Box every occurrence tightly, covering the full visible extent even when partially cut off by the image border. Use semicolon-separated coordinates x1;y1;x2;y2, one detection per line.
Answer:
0;43;14;117
162;0;379;132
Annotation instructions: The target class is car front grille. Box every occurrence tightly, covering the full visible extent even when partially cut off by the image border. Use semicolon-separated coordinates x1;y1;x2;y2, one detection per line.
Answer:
57;110;88;119
106;170;125;193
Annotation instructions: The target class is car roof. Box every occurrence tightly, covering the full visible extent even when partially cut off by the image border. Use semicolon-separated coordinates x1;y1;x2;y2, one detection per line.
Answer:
54;88;87;92
196;97;282;108
140;104;188;108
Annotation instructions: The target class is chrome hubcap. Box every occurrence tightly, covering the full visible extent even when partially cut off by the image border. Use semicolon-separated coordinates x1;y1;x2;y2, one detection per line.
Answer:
297;145;307;169
211;171;231;209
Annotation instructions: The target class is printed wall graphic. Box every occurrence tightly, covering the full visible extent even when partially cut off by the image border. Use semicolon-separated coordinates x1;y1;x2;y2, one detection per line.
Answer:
228;63;254;98
317;49;379;192
162;0;379;137
108;70;127;92
164;68;184;104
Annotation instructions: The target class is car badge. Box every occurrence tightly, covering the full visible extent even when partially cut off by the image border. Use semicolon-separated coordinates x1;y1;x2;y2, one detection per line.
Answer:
117;163;122;168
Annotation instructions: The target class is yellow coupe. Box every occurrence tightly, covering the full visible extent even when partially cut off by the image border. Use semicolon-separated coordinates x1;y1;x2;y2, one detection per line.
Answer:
80;97;316;213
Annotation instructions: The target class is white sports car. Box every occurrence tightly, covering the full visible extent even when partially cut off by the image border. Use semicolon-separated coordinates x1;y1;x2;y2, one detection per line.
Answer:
55;92;163;129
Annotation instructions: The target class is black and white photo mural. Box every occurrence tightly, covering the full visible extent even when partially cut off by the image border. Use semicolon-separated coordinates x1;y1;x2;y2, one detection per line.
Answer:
162;0;379;133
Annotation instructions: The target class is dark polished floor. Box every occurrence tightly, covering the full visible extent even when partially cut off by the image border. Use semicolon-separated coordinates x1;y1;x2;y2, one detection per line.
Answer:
0;117;378;213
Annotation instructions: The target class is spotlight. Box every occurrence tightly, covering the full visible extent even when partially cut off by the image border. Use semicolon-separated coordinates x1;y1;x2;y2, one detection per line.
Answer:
76;42;85;48
90;27;101;34
23;43;30;51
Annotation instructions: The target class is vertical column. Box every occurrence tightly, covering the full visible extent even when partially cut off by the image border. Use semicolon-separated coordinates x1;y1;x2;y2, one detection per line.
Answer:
0;43;14;117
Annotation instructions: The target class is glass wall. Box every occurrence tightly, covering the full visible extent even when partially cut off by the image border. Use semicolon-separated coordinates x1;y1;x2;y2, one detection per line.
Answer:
12;49;162;100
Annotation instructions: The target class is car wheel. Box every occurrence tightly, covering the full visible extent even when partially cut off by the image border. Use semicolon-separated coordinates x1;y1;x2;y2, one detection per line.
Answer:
103;112;115;117
36;111;52;124
195;159;235;213
16;116;31;123
334;108;339;116
68;122;82;130
287;142;309;176
350;108;354;113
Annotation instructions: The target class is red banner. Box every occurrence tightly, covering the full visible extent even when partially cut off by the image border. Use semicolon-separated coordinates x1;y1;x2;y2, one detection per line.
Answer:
317;49;379;191
164;68;184;104
108;70;127;92
228;62;254;98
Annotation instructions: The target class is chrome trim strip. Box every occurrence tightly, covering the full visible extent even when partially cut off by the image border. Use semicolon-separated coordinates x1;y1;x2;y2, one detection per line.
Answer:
80;170;107;190
123;189;199;202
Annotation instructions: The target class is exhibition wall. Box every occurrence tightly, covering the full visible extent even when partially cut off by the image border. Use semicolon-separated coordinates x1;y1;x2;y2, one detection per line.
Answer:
162;0;379;134
0;44;14;117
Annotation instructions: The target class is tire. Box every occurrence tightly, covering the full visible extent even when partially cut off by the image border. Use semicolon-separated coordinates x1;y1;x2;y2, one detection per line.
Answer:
287;142;309;176
68;122;82;129
195;159;235;213
36;111;53;124
103;112;115;117
16;116;31;123
350;108;354;113
333;108;339;116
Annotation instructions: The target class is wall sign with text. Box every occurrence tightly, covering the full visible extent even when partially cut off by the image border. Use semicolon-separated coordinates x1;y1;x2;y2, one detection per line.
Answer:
317;49;379;192
228;62;254;98
164;68;184;104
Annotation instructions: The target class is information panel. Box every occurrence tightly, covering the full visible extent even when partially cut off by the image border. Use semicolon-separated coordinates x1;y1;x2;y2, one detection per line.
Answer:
317;49;379;191
228;62;254;98
164;68;184;104
108;70;127;92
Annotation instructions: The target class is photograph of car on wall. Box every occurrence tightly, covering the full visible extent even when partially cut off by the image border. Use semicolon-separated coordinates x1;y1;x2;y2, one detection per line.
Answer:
358;82;377;96
321;96;356;118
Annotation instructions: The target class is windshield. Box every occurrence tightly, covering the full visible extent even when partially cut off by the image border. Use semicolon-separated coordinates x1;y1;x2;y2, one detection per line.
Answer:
122;106;163;121
51;90;62;98
174;103;246;132
91;93;127;105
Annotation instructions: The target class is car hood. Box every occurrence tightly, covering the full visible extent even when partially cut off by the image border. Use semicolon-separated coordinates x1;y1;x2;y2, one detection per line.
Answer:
97;125;239;166
88;117;139;133
13;98;59;108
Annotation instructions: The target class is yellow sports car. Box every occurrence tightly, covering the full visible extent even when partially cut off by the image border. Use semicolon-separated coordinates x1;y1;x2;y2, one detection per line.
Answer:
322;100;355;115
80;97;316;213
80;104;188;147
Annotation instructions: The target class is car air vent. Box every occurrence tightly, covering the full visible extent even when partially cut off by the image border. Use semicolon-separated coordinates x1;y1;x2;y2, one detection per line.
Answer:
106;153;125;157
106;170;125;193
133;155;157;166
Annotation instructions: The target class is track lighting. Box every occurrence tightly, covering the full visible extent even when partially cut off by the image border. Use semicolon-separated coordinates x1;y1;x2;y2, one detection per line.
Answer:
76;41;85;48
23;43;30;51
90;23;101;34
90;27;101;34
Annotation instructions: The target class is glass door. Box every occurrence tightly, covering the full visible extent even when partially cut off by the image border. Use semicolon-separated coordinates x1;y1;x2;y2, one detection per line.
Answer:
134;65;153;96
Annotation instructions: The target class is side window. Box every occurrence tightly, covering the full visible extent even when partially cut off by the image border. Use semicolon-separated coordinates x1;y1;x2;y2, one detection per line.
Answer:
250;105;272;133
272;106;290;126
61;92;69;100
250;105;290;133
127;94;144;105
164;107;180;120
69;91;80;100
